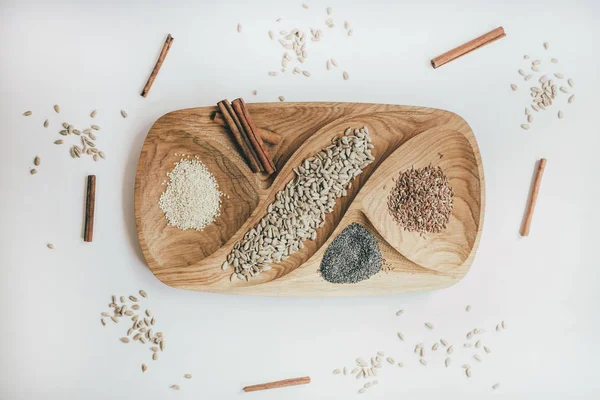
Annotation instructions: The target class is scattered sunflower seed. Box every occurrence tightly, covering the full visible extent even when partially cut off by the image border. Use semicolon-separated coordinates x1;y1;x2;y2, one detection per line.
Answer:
120;337;130;343
492;383;500;390
30;168;38;175
139;290;148;298
440;338;448;346
153;353;158;361
501;320;506;329
558;110;563;119
474;354;482;362
397;332;404;341
543;42;549;50
129;296;138;302
43;119;49;128
447;345;454;354
101;319;106;326
184;374;192;379
23;111;32;116
33;156;40;166
568;95;575;103
170;385;180;390
120;110;128;118
237;23;242;33
91;124;100;130
424;322;434;329
419;359;427;366
510;84;518;91
567;79;575;87
142;364;147;373
54;140;63;145
484;346;491;353
521;124;530;130
465;305;471;312
54;105;60;113
343;71;349;80
466;368;472;378
278;96;285;102
445;358;451;367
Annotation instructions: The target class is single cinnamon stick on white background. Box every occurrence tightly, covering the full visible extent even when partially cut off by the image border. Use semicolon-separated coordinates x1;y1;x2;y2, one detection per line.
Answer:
520;158;547;236
141;34;174;97
431;27;506;69
242;376;310;392
84;175;96;242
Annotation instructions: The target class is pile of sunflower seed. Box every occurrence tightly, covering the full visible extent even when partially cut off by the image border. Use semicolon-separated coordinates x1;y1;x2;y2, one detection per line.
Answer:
57;121;106;161
224;127;375;281
99;290;166;373
511;42;576;130
332;308;505;394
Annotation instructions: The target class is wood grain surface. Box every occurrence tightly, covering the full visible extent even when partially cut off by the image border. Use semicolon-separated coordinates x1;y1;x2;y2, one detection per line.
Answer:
134;102;484;296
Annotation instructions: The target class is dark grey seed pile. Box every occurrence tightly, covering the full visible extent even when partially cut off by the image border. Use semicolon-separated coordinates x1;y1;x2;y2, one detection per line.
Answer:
387;165;453;234
320;223;382;284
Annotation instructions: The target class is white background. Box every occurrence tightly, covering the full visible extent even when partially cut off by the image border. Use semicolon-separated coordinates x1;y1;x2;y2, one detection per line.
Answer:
1;0;599;399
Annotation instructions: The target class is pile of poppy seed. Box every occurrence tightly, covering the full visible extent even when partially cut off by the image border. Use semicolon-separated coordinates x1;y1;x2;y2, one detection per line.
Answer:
387;165;454;235
320;223;382;284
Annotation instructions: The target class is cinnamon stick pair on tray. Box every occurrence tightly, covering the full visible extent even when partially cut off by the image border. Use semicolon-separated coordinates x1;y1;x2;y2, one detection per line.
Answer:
217;98;276;175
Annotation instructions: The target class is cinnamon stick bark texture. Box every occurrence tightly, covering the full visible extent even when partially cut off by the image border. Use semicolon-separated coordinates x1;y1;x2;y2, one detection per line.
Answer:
84;175;96;242
242;376;311;392
213;112;281;145
141;34;174;97
520;158;547;236
217;100;262;172
232;98;276;174
431;27;505;69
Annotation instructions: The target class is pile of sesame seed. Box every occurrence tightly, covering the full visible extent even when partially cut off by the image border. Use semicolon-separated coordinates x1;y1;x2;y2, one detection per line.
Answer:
158;156;223;231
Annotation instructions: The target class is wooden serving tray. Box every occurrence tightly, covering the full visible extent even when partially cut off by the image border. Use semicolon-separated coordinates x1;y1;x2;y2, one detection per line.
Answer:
134;103;484;296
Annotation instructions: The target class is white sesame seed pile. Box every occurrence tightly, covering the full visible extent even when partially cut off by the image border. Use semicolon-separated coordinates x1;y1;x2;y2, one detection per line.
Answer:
158;156;223;231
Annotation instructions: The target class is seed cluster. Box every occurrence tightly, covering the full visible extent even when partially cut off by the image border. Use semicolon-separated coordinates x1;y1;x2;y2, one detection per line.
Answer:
387;165;454;235
100;290;166;372
158;156;224;231
224;127;375;281
320;223;382;284
256;5;353;100
512;42;576;130
332;308;506;393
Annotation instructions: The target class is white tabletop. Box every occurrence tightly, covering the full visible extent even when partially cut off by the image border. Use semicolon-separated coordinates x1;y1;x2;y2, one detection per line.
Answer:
1;0;599;399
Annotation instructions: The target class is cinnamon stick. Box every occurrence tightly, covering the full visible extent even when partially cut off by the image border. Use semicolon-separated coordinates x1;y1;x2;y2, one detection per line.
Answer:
141;34;174;97
242;376;311;392
217;100;262;172
213;112;281;145
520;158;547;236
431;27;505;69
84;175;96;242
232;99;275;175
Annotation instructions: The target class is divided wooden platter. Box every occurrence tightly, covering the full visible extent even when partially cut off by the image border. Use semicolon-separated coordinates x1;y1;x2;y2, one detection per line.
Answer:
134;102;484;296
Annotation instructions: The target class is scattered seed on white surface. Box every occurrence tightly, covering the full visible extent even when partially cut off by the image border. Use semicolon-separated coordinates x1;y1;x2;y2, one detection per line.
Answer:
501;321;506;329
510;84;518;91
237;23;242;33
343;71;349;80
23;111;32;116
333;369;341;375
465;305;471;312
518;69;525;76
424;322;434;329
528;115;533;123
466;368;472;378
492;383;500;390
397;332;404;341
120;110;128;118
90;110;97;118
141;364;147;373
120;337;130;343
268;71;278;76
543;42;549;50
521;124;530;130
397;362;404;367
567;79;575;87
554;72;564;79
558;110;563;119
445;357;451;367
475;340;482;348
525;74;533;81
43;119;49;128
54;105;60;113
524;55;530;59
447;345;454;354
432;343;439;351
484;346;491;353
396;309;404;316
474;354;482;362
278;96;285;102
331;58;338;67
170;385;180;390
420;359;427;366
386;357;395;364
440;338;448;347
